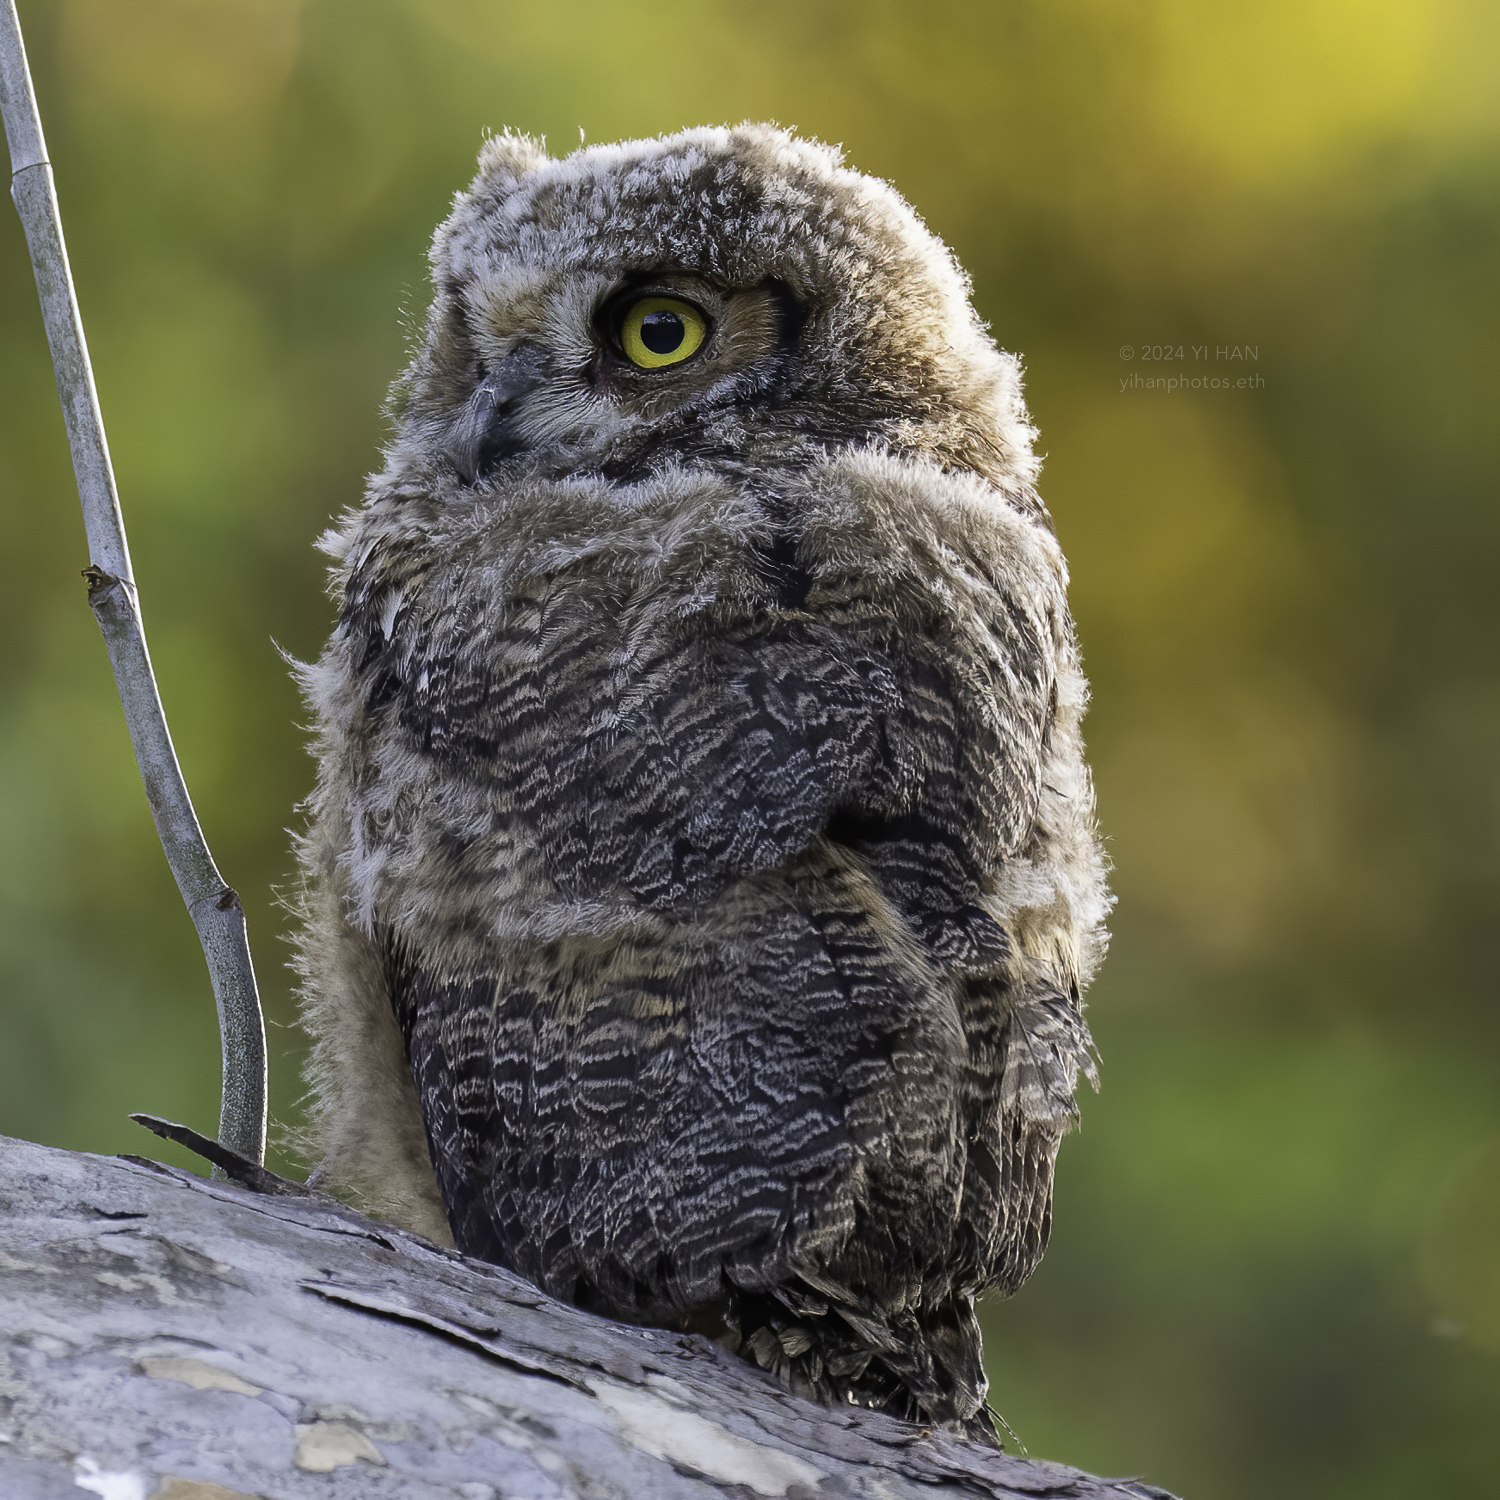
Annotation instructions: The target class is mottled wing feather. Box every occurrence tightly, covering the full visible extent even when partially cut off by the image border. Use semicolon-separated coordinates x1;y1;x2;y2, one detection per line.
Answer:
357;549;1055;931
382;855;969;1320
351;513;1086;1429
370;577;903;907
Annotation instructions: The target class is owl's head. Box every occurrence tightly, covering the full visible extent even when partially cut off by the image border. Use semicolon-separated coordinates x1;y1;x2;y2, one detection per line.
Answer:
389;124;1036;496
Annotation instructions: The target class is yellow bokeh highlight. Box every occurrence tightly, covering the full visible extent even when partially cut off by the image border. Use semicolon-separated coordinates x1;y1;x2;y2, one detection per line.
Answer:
1146;0;1438;184
60;0;302;121
1037;387;1351;957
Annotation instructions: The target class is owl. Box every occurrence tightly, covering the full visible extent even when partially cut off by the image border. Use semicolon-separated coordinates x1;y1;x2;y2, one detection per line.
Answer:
295;124;1109;1440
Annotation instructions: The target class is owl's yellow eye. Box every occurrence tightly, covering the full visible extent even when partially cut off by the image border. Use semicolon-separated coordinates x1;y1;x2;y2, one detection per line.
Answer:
619;296;708;369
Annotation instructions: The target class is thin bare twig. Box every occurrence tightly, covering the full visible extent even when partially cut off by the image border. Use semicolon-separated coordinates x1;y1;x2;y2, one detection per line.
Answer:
0;0;267;1164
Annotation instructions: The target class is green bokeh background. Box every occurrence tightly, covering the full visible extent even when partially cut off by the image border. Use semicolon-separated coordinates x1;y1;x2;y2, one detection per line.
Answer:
3;2;1497;1494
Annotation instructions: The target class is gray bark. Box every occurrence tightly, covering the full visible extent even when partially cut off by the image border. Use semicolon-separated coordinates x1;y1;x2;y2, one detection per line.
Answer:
0;1134;1177;1500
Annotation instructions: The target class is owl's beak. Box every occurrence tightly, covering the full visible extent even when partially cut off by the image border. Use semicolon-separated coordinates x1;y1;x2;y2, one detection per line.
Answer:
446;345;548;484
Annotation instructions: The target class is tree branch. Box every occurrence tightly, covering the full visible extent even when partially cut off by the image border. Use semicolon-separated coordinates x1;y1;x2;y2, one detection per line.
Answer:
0;0;266;1163
0;1134;1180;1499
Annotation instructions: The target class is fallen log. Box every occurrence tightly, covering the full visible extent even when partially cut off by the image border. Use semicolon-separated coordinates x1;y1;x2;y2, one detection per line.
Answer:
0;1134;1177;1499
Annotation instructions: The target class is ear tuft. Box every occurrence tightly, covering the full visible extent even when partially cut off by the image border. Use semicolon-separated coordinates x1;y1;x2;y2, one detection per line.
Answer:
475;131;551;190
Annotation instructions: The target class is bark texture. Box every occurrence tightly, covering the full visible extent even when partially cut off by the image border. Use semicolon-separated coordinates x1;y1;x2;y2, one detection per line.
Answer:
0;1135;1177;1500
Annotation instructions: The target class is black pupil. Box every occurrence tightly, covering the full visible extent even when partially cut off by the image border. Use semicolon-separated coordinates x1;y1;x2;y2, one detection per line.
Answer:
640;309;686;355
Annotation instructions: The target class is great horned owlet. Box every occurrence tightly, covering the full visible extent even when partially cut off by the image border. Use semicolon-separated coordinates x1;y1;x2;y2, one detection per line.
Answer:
296;124;1109;1440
